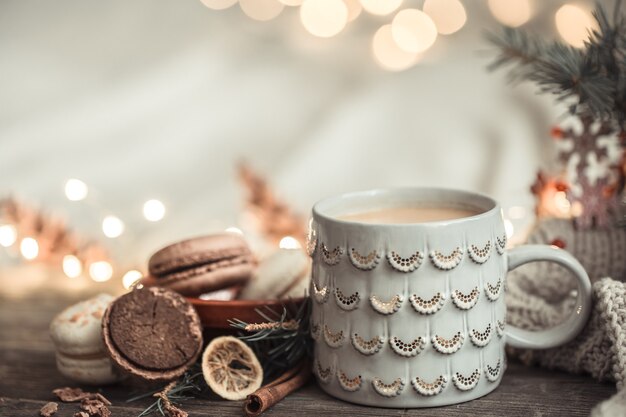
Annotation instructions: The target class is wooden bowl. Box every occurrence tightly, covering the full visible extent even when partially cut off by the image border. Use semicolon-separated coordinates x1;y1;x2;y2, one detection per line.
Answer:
187;297;306;331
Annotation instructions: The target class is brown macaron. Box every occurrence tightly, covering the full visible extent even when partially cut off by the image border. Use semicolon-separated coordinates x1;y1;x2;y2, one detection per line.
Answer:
101;287;203;381
146;233;254;296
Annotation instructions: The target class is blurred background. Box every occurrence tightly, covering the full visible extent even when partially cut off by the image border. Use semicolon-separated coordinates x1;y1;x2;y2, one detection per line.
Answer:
0;0;602;295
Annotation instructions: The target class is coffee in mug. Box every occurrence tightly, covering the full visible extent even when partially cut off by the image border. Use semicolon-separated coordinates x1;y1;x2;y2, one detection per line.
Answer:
308;187;591;408
337;206;480;224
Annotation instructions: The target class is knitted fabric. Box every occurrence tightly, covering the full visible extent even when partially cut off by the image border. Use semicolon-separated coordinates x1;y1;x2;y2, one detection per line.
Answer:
506;219;626;415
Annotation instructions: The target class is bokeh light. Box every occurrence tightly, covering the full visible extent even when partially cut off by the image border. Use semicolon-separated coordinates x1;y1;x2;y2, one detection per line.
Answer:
372;24;418;72
391;9;437;54
423;0;466;35
571;201;583;217
239;0;284;21
554;190;571;214
488;0;532;28
555;4;595;48
344;0;362;22
143;199;166;222
89;261;113;282
360;0;402;16
62;255;82;278
102;215;125;238
300;0;348;38
20;237;39;260
64;179;88;201
279;236;302;249
279;0;303;5
122;270;143;289
0;224;17;247
225;226;244;235
199;0;237;10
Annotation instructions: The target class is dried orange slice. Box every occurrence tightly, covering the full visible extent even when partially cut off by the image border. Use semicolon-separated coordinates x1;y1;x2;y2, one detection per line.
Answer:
201;336;263;400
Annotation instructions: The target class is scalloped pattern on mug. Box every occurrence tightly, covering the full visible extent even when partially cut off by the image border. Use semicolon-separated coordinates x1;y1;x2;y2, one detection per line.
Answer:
432;331;464;354
485;278;503;301
429;247;464;270
351;333;384;356
323;325;344;348
387;250;424;273
496;234;507;255
372;377;405;398
452;369;481;391
335;288;360;311
451;287;480;310
338;370;362;392
496;320;505;338
306;232;317;257
315;360;333;384
468;241;492;264
312;281;329;304
469;323;493;347
349;248;380;270
412;375;448;396
310;322;321;340
409;292;447;315
485;359;502;382
370;294;403;315
389;336;425;357
321;243;343;266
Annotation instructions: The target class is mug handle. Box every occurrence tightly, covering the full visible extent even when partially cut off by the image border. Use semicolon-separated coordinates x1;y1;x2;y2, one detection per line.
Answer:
505;244;593;349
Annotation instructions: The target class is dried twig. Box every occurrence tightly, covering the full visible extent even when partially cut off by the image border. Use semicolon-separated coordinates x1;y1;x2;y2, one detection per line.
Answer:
238;164;306;245
0;198;111;268
153;381;188;417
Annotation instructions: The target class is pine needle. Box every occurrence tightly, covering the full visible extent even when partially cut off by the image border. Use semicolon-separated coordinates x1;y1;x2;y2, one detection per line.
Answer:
229;299;312;380
487;1;626;128
128;367;204;417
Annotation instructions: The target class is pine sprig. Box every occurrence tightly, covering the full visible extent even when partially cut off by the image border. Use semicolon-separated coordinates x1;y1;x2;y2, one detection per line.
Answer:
126;300;311;415
228;298;311;381
488;1;626;128
127;365;205;417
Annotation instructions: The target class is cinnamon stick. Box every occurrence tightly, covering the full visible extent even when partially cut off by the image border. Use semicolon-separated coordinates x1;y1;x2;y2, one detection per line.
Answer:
243;360;311;417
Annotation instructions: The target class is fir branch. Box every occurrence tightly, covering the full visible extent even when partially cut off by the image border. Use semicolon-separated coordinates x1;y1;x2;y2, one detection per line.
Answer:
229;298;312;381
127;366;205;417
488;1;626;128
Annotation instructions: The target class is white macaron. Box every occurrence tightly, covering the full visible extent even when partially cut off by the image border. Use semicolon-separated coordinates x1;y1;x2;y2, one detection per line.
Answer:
50;293;121;385
240;248;310;300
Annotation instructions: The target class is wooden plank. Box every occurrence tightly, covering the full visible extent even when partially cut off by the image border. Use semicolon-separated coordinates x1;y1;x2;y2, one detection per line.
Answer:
0;294;617;416
0;368;616;417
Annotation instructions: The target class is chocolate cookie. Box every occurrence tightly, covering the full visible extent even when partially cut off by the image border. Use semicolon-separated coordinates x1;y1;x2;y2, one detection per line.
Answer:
146;233;254;296
102;287;202;381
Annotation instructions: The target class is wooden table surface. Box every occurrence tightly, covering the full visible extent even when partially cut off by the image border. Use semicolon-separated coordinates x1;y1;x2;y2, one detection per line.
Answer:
0;291;616;417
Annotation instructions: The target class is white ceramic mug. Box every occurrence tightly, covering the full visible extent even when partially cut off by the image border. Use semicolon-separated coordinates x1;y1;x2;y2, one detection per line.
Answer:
307;188;592;408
